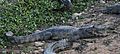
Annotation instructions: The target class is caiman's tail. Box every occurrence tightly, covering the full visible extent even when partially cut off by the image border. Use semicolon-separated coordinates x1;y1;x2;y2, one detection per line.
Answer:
7;31;52;44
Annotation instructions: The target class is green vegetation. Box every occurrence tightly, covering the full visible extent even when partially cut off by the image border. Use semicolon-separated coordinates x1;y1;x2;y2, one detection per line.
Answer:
0;0;95;48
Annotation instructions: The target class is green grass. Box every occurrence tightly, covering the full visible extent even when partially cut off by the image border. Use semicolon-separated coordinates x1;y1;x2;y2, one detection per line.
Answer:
0;0;95;48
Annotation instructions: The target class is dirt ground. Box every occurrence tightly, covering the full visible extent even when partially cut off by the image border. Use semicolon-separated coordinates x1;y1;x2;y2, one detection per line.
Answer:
3;1;120;54
58;1;120;54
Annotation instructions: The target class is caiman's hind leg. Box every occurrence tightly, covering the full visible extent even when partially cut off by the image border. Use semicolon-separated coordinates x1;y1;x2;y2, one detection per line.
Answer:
43;39;72;54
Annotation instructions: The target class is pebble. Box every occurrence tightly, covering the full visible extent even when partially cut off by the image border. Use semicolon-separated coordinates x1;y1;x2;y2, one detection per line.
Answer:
72;13;83;19
38;47;44;52
33;50;40;54
34;42;44;47
5;31;13;36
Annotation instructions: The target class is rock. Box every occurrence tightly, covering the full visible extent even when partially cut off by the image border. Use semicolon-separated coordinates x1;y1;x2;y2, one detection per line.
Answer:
34;42;44;47
38;47;44;52
33;50;40;54
5;31;13;36
99;0;106;3
72;12;84;20
72;42;80;48
21;52;26;54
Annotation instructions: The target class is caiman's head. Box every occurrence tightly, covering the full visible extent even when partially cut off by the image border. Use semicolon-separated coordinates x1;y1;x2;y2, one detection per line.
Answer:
69;24;107;41
80;24;106;30
79;24;106;36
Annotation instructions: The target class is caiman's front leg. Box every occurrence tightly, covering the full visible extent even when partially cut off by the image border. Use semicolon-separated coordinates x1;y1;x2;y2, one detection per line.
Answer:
43;39;90;54
44;39;72;54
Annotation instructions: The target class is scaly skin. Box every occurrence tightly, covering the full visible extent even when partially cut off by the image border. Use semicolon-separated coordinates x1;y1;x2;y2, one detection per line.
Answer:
7;25;106;44
8;26;79;44
44;39;72;54
7;24;108;54
99;4;120;14
43;25;107;54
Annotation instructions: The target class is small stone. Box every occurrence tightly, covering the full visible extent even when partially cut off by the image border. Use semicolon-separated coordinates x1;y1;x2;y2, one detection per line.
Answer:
5;31;13;36
99;0;106;3
21;52;26;54
33;50;40;54
72;13;83;19
91;5;94;8
72;43;80;48
34;42;44;47
87;43;93;46
38;47;44;52
98;13;103;16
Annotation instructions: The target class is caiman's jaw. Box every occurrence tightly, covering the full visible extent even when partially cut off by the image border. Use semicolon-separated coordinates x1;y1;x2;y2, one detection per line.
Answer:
79;24;106;35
